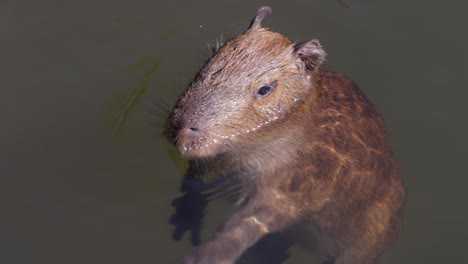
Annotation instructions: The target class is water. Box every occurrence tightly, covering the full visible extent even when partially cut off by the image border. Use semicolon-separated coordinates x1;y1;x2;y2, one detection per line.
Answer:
2;0;467;263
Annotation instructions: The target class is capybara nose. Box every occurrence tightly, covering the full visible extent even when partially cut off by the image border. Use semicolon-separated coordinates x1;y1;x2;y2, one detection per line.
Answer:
179;127;202;138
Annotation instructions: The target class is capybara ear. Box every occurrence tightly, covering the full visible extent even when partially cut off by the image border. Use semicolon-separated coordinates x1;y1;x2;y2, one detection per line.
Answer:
248;6;272;30
293;39;326;71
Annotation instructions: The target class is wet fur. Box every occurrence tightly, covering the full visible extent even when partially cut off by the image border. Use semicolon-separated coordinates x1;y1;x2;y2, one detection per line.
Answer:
167;6;406;264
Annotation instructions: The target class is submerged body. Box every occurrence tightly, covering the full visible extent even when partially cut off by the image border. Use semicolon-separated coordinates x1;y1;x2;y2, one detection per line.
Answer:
167;7;406;264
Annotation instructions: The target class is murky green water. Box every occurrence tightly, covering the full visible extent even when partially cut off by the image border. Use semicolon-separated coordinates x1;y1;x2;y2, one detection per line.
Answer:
2;0;467;263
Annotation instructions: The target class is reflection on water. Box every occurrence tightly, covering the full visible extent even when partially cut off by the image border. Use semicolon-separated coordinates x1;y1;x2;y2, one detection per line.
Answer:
109;56;161;138
335;0;350;9
108;20;185;139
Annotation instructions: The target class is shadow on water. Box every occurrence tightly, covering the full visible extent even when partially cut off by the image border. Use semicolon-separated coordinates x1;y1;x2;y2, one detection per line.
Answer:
169;178;206;246
168;177;295;264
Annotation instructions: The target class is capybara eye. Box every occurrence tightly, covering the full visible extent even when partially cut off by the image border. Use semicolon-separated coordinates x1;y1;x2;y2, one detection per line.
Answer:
258;86;272;96
255;81;277;98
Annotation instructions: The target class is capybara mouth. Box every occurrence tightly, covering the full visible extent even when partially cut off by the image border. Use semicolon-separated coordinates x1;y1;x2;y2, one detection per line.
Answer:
175;134;220;158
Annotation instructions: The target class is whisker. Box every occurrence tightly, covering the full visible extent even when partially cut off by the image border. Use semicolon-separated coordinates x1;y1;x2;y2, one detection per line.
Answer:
144;99;173;135
205;184;244;201
202;174;245;201
207;42;215;53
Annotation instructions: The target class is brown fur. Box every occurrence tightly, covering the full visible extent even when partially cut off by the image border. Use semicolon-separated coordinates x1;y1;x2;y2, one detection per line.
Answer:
167;6;406;264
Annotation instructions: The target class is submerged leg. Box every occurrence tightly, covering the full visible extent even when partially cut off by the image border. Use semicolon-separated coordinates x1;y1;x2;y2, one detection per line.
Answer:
183;203;296;264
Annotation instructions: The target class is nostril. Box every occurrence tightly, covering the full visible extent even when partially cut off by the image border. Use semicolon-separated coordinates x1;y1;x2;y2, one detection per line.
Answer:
180;127;202;137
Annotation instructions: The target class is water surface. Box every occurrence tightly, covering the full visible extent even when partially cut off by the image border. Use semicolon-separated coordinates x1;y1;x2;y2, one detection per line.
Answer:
2;0;467;263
